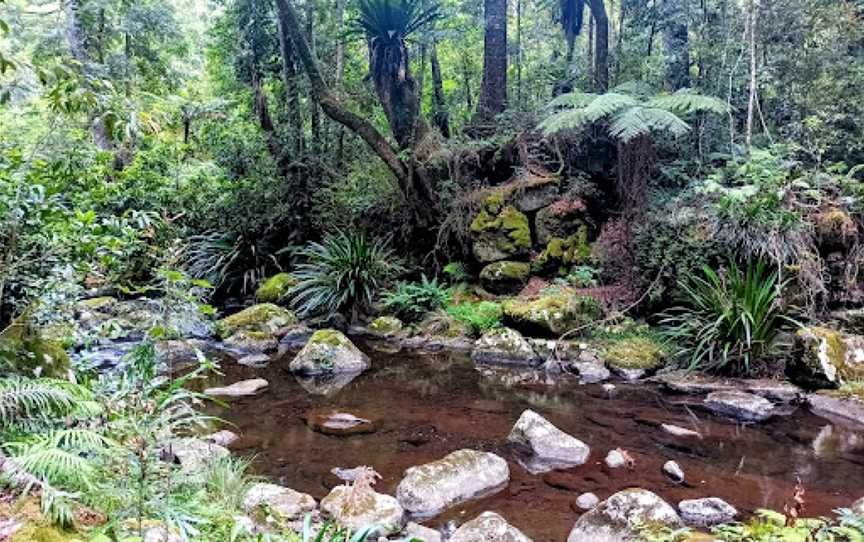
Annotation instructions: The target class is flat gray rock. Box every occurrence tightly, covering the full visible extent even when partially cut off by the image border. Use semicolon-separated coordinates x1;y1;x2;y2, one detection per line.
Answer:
448;512;532;542
808;393;864;427
704;391;774;422
576;492;599;510
205;378;269;398
507;409;590;473
403;522;442;542
678;497;737;527
660;424;701;438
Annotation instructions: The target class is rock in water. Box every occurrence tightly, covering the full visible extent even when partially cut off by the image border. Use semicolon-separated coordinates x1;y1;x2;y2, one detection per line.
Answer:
403;522;443;542
243;483;317;523
663;460;685;483
295;371;361;396
507;410;590;473
566;488;683;542
704;391;774;422
852;497;864;515
289;329;370;375
678;498;737;527
576;493;600;510
661;424;701;438
605;449;627;469
205;378;269;398
396;449;510;518
320;485;404;536
306;409;376;436
471;328;541;366
448;512;533;542
216;304;298;338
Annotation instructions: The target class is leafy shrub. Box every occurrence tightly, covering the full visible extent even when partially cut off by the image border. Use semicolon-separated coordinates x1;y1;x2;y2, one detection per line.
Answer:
660;260;792;375
446;301;503;336
382;275;450;322
442;262;470;284
564;265;600;288
290;231;401;320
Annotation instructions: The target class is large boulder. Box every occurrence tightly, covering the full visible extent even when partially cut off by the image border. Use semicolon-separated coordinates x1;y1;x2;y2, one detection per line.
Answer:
396;449;509;518
480;261;531;295
788;327;864;389
255;273;297;303
289;329;370;375
536;197;590;246
470;195;532;263
503;290;601;337
604;337;666;380
507;409;590;473
216;304;297;339
163;438;229;474
704;391;774;422
532;229;591;277
243;483;317;523
448;512;532;542
494;173;560;213
566;489;683;542
471;328;541;366
678;498;737;527
320;485;404;535
0;316;70;378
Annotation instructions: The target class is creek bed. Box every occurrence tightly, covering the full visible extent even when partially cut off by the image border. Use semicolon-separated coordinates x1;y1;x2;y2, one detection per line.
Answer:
205;342;863;541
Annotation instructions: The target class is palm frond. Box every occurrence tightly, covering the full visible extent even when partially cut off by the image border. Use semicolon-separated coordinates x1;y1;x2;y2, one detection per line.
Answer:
353;0;441;41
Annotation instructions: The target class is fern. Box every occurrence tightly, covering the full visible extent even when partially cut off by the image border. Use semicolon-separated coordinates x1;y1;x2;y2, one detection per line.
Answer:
0;377;97;429
646;90;731;115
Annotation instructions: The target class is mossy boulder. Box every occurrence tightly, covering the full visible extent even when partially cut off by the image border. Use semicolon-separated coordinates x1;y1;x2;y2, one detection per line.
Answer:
471;327;541;366
368;316;404;337
814;207;857;251
0;316;71;378
216;303;297;338
604;337;666;380
788;326;864;389
289;329;370;374
471;196;532;263
532;228;591;276
490;172;560;212
503;290;600;337
536;197;590;246
480;261;531;295
255;273;297;303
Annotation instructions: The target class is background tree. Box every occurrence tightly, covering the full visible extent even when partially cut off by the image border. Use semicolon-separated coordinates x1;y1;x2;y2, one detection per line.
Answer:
475;0;507;121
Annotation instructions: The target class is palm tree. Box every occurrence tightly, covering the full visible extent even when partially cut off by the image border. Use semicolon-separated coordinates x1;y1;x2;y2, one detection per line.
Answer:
540;83;730;211
353;0;441;149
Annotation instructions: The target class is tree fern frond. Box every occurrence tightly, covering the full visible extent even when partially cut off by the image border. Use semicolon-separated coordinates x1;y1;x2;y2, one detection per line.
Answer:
539;107;592;135
582;92;638;122
609;106;692;142
647;90;731;115
11;446;95;487
609;80;655;97
545;91;596;110
0;378;94;428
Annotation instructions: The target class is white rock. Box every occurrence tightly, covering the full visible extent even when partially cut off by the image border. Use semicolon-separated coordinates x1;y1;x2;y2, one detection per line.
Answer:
605;449;627;469
403;522;442;542
243;483;317;522
576;492;600;510
320;485;404;535
704;391;774;422
566;488;683;542
678;497;737;527
396;449;509;518
663;460;685;483
448;512;532;542
205;378;269;398
204;429;240;447
471;328;541;366
853;496;864;515
507;410;590;473
661;424;701;438
164;438;229;473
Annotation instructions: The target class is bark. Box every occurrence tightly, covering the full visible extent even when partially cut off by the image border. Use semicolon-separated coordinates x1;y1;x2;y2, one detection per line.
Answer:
252;68;286;171
335;0;346;163
745;0;758;151
588;0;609;92
306;0;320;154
475;0;508;121
276;6;303;154
587;13;594;81
430;42;451;138
660;0;691;90
461;52;474;110
417;43;428;108
368;35;421;149
516;0;523;106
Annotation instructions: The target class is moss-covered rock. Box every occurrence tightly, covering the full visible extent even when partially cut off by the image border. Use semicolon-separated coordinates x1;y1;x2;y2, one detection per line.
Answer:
0;315;71;378
255;273;297;303
483;173;560;212
536;197;590;246
479;261;531;295
368;316;404;337
532;227;591;276
789;326;864;389
471;327;541;366
814;207;857;251
604;337;666;380
470;197;532;263
503;290;600;337
216;303;297;338
289;329;370;374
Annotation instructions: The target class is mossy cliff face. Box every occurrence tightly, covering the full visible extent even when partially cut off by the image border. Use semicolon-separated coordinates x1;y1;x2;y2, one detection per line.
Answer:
536;197;589;246
255;273;297;303
479;261;531;295
216;303;297;338
503;290;601;337
533;226;591;276
0;315;71;378
471;195;532;263
789;326;864;389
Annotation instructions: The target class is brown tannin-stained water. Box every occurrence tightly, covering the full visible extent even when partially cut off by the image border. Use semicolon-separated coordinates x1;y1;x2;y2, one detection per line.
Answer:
206;342;864;541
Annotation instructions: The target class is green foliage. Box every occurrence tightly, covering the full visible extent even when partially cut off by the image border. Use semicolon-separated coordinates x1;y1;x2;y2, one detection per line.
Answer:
709;508;864;542
382;275;451;322
442;262;470;284
0;377;97;430
564;265;599;288
446;301;503;337
290;231;401;320
660;260;792;375
353;0;441;42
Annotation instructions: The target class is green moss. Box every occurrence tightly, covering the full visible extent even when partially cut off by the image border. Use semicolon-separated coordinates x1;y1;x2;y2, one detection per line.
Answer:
479;261;531;295
216;303;297;338
503;290;600;336
77;296;117;310
470;205;531;262
255;273;297;303
0;316;71;378
499;207;531;249
309;329;348;347
533;226;591;276
604;337;666;369
826;381;864;402
793;326;864;386
11;525;81;542
368;316;403;336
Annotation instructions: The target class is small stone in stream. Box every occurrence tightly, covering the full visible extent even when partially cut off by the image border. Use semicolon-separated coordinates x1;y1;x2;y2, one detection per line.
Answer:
605;449;627;469
204;429;240;447
448;512;533;542
853;497;864;515
243;482;317;522
143;526;182;542
306;409;376;436
663;460;685;483
571;362;611;384
704;391;774;422
204;378;269;398
238;353;270;368
602;383;616;396
576;492;600;510
507;409;590;473
678;498;737;527
403;522;442;542
661;424;702;438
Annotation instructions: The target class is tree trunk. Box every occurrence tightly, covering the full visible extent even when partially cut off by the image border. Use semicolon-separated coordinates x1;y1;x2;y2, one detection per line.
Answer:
475;0;507;121
430;41;451;137
745;0;758;151
368;36;421;149
587;13;594;81
335;0;345;163
661;0;691;90
516;0;523;107
417;43;428;109
461;52;474;110
306;0;320;154
588;0;609;92
276;6;303;155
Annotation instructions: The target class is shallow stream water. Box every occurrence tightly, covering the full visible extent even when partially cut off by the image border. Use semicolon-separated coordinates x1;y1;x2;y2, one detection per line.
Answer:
204;342;864;541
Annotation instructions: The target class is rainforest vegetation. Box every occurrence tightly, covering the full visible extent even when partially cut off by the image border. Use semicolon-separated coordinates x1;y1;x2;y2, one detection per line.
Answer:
2;0;864;539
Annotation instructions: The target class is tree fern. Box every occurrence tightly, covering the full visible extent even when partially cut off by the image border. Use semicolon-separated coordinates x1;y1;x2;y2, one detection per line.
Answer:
0;378;98;429
353;0;441;42
646;90;730;115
